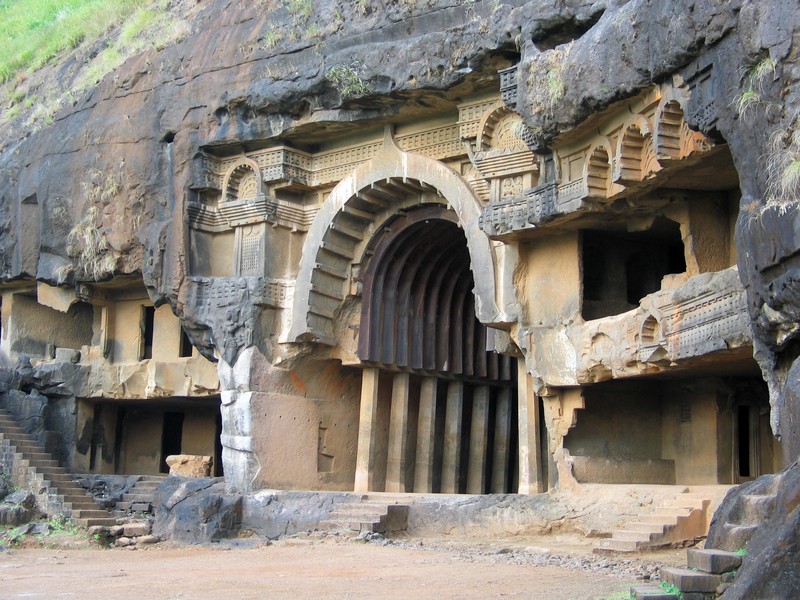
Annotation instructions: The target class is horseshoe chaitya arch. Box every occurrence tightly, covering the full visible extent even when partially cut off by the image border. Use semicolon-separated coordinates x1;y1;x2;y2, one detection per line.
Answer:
287;129;506;345
357;206;482;372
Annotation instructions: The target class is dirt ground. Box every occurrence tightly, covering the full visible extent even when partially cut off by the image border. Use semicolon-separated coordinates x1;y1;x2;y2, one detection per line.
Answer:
0;532;688;600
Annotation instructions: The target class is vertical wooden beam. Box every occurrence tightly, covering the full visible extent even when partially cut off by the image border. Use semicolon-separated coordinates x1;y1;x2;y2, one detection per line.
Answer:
414;377;438;493
441;381;464;494
467;385;490;494
491;386;512;493
354;368;380;492
386;373;411;492
517;369;544;494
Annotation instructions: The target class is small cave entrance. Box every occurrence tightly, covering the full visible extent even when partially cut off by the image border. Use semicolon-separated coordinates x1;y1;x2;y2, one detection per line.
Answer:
355;205;519;494
78;397;223;477
581;218;686;320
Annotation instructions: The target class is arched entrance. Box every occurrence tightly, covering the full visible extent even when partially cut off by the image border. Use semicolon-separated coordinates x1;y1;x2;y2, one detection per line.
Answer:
354;205;519;494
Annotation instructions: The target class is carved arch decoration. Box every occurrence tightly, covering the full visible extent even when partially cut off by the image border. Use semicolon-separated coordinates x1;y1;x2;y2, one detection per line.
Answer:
476;102;528;152
584;141;612;200
654;95;712;162
614;117;659;185
287;128;507;346
222;158;263;202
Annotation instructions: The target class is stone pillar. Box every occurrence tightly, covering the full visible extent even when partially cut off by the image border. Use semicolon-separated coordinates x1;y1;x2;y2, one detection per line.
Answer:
491;386;512;493
386;373;411;492
218;347;260;493
517;369;544;494
355;368;381;492
414;377;438;493
467;385;490;494
441;381;464;494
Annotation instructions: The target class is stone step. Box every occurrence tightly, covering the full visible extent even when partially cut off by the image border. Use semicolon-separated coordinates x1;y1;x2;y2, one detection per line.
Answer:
33;465;69;475
738;493;776;521
611;530;653;542
662;496;708;509
720;523;758;549
72;509;112;519
137;476;167;483
122;493;154;502
318;519;382;533
75;517;117;527
27;458;60;468
596;538;640;553
686;548;743;574
660;567;723;594
7;442;42;452
329;503;390;515
63;502;102;513
630;584;679;599
637;514;688;527
624;522;666;534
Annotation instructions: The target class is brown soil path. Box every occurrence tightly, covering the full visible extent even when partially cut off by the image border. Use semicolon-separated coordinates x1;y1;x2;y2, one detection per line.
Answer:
0;532;687;600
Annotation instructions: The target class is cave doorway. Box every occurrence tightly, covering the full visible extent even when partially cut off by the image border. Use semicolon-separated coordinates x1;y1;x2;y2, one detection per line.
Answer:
353;205;522;494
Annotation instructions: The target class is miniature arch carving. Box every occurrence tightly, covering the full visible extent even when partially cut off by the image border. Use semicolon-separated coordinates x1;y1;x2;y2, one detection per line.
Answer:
476;103;528;151
654;99;686;161
222;158;263;202
614;117;658;184
287;131;505;345
654;96;712;161
584;142;612;200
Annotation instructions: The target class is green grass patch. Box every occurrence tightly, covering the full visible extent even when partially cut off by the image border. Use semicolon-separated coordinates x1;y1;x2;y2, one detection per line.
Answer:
0;0;143;83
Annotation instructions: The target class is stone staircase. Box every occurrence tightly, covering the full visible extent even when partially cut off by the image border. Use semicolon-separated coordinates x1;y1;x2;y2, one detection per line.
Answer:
319;496;410;534
632;548;744;599
597;487;730;553
713;480;778;550
112;475;165;517
0;407;115;527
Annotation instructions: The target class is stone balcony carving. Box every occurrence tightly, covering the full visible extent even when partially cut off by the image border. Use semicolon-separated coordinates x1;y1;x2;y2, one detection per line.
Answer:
572;267;751;384
483;71;716;239
638;268;751;363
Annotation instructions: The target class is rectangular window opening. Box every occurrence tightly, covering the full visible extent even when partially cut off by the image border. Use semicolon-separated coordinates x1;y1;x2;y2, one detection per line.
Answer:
141;306;155;360
179;326;193;358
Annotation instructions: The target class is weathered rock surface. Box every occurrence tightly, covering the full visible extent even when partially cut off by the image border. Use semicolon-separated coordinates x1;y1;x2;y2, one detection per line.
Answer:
0;490;36;526
706;462;800;599
242;490;355;539
74;474;141;509
152;476;242;544
166;454;213;478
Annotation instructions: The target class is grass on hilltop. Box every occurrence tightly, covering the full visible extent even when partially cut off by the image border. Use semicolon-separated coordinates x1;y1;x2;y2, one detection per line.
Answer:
0;0;144;83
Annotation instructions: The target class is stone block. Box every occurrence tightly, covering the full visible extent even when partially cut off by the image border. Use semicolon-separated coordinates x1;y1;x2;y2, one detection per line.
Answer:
115;536;133;547
0;490;35;525
660;567;722;593
54;348;80;364
137;534;159;544
123;522;151;537
630;584;678;599
166;454;213;478
687;548;742;574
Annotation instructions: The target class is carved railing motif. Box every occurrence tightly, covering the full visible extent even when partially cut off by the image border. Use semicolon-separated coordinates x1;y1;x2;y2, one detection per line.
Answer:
641;282;751;362
480;182;559;236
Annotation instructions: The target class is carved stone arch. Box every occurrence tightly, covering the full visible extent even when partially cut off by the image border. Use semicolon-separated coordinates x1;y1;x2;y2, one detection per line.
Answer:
640;314;661;344
584;140;612;200
287;129;505;345
476;102;526;151
222;157;263;202
654;98;686;161
614;117;658;184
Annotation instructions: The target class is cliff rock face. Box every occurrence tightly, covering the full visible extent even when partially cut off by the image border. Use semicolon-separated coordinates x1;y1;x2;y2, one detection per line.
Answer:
0;0;799;552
